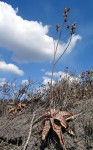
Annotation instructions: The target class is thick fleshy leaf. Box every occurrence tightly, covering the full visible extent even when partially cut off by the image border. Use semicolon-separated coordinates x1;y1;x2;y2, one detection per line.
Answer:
50;118;64;145
42;120;51;140
50;109;59;117
41;109;74;146
59;111;73;118
54;113;67;128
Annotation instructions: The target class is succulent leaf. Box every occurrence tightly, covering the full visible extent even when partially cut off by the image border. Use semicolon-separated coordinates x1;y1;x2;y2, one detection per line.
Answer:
42;119;51;140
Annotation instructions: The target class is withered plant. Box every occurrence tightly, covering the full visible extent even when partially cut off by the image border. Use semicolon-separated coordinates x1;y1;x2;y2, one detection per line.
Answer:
22;7;77;150
38;7;77;149
49;7;76;109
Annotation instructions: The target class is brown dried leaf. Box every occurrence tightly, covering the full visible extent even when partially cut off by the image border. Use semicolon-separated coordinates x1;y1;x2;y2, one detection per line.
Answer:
50;118;64;145
50;108;59;117
59;111;73;119
42;120;51;140
54;113;67;128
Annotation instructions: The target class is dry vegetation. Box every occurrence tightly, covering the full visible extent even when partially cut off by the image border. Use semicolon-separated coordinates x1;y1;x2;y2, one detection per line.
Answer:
0;70;93;150
0;7;93;150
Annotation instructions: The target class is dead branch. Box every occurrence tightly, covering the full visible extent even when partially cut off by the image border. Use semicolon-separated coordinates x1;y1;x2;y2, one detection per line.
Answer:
23;112;35;150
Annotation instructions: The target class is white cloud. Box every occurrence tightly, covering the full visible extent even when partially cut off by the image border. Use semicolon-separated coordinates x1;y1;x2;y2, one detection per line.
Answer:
42;76;55;85
45;71;66;78
0;78;6;86
66;35;82;53
22;79;29;86
0;61;24;76
45;71;80;83
0;2;81;63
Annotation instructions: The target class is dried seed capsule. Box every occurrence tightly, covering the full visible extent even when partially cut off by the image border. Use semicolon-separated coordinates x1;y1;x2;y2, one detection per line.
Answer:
64;17;68;22
72;28;75;34
64;8;68;17
67;7;70;12
56;24;60;31
72;22;76;29
67;24;70;29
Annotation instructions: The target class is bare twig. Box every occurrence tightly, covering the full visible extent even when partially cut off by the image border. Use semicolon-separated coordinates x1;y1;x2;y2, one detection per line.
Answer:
54;36;72;65
49;8;75;110
50;22;64;110
66;112;83;121
23;112;35;150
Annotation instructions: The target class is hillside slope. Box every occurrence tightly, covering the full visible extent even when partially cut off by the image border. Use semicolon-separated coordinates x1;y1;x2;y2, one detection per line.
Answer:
0;98;93;150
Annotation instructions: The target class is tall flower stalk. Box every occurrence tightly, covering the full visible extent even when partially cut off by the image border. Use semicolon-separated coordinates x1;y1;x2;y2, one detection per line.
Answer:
50;7;76;110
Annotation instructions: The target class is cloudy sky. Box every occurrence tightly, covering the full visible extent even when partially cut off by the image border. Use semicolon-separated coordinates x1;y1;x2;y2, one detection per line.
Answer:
0;0;93;85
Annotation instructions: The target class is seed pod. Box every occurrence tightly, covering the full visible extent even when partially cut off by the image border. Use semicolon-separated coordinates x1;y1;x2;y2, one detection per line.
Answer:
72;28;75;34
64;17;68;22
67;7;70;12
67;24;70;29
64;8;68;17
70;22;76;34
72;22;76;29
56;24;60;31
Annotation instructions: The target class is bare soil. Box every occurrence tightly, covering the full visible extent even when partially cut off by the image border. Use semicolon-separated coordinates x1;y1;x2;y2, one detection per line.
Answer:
0;98;93;150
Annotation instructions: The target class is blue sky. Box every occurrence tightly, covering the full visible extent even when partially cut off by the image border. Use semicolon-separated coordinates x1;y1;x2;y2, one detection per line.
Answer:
0;0;93;86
